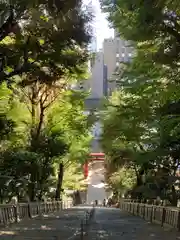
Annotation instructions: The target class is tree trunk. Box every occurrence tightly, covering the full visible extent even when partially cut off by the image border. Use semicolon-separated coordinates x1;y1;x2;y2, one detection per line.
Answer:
36;101;44;140
55;163;64;200
133;164;143;185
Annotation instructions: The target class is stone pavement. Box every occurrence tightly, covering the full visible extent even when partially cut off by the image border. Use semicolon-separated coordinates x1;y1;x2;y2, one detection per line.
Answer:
1;205;180;240
0;205;91;240
87;207;180;239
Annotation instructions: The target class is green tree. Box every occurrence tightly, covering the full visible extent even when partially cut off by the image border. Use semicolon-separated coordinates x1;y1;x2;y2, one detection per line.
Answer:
0;0;92;84
0;0;93;203
108;167;136;198
101;0;180;67
0;89;92;202
47;90;92;200
99;0;180;205
101;51;180;204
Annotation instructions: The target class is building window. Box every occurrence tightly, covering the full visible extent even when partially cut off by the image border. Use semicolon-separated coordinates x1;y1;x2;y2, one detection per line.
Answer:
122;53;125;57
116;53;119;57
121;47;125;53
79;82;83;90
128;53;132;57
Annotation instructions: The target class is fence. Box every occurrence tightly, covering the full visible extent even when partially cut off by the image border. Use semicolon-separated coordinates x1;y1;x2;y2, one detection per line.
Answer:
119;200;180;231
0;200;72;226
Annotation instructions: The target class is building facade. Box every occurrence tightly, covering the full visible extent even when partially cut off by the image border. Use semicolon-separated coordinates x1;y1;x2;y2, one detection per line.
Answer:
87;51;104;99
103;64;108;96
103;34;134;95
80;32;134;152
76;52;107;101
89;36;97;53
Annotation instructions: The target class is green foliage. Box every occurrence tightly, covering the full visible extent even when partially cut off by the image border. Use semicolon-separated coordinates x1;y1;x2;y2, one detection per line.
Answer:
0;81;93;202
101;0;180;67
101;52;180;203
63;163;85;191
100;1;180;203
0;114;15;141
48;90;92;164
0;0;92;84
33;130;68;159
0;0;93;202
108;167;136;197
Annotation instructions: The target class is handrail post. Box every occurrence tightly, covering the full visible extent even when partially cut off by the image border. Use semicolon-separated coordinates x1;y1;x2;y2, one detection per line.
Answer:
28;203;32;218
85;211;88;225
137;203;139;215
13;205;18;223
177;211;180;231
143;204;146;219
39;202;42;216
57;201;59;211
150;206;153;223
81;220;84;240
161;207;166;227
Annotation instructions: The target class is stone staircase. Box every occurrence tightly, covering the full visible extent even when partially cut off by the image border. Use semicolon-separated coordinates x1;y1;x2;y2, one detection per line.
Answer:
0;205;93;240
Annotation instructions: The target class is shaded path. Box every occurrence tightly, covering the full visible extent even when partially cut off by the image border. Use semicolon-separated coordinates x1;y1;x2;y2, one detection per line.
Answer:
0;205;91;240
88;207;180;239
1;205;179;240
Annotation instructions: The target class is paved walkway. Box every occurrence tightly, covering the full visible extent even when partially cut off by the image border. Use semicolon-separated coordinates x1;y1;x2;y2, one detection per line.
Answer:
0;206;91;240
87;161;106;204
88;207;180;239
1;206;180;239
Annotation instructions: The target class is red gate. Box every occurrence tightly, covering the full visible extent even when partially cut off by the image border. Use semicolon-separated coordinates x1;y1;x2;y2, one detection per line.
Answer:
83;153;105;178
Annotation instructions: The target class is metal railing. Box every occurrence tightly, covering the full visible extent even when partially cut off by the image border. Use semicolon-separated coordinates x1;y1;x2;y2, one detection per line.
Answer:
68;205;95;240
79;206;95;240
119;201;180;231
0;200;73;226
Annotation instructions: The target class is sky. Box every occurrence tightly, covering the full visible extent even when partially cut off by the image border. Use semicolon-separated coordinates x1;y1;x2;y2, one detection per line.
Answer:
83;0;114;50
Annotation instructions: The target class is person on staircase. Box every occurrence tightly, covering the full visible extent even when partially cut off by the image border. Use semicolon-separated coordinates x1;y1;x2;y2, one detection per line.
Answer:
107;198;112;207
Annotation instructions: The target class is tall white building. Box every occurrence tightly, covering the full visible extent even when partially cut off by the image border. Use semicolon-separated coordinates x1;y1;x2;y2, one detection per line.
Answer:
86;51;104;99
77;33;133;98
86;0;97;53
82;51;107;153
103;34;134;94
89;36;97;52
76;52;107;111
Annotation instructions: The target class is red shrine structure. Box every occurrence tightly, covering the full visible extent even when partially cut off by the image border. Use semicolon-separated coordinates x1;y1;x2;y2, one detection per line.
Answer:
83;153;105;178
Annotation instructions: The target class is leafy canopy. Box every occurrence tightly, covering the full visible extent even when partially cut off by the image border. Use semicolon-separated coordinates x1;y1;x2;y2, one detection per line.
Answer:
0;0;92;85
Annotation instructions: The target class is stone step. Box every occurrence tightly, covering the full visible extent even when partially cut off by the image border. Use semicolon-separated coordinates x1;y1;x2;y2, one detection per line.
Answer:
0;206;93;240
